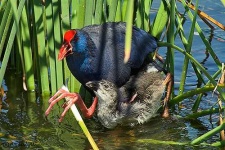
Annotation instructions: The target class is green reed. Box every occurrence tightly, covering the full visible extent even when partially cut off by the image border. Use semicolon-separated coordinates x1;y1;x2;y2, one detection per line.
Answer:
0;0;225;148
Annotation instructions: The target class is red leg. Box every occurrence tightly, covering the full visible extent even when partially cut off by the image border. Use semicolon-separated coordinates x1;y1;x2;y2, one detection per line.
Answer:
75;96;98;119
155;53;173;118
45;88;98;122
162;73;173;118
128;92;138;103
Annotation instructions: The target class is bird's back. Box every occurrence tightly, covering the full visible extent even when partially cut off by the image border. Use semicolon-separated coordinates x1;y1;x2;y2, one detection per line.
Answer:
79;22;157;86
118;68;165;125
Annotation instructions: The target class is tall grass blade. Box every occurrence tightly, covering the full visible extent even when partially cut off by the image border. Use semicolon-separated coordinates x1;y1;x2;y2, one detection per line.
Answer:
0;1;13;57
0;0;10;42
45;0;57;93
191;123;225;145
69;0;82;92
222;0;225;6
10;0;27;90
52;0;63;91
124;0;134;63
178;0;199;95
159;42;225;102
107;0;119;22
62;84;99;150
94;0;103;24
84;0;94;25
76;0;86;29
21;4;35;91
0;0;26;90
165;0;175;98
32;0;50;95
180;0;221;68
135;0;152;31
151;0;169;38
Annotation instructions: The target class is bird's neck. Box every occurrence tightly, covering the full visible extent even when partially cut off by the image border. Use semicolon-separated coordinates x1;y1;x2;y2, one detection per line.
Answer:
96;97;122;129
71;30;96;57
70;30;86;54
66;30;99;83
96;92;118;117
97;97;117;113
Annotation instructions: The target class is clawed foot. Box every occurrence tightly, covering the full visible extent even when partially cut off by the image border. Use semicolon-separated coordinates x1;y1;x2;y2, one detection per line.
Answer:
45;86;98;122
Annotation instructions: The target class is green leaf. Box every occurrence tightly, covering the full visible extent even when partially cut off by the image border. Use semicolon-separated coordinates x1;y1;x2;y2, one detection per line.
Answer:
151;0;169;39
221;0;225;6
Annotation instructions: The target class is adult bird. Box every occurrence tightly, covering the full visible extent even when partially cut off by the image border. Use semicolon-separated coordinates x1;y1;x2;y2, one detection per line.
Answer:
45;22;172;122
86;62;169;128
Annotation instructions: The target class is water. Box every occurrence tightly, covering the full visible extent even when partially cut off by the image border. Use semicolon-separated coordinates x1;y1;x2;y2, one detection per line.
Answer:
1;1;225;149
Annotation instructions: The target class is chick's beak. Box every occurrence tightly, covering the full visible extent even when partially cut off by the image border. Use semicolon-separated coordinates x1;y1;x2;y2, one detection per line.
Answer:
86;81;99;91
58;43;73;60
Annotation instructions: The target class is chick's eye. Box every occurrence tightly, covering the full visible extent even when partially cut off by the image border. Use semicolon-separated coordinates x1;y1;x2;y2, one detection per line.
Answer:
104;84;109;89
146;95;151;99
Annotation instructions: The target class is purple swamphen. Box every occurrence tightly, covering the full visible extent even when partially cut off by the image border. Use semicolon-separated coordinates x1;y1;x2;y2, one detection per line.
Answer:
45;22;172;122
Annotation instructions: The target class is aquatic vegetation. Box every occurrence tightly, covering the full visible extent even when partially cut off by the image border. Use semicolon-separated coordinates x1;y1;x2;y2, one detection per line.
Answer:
0;0;225;149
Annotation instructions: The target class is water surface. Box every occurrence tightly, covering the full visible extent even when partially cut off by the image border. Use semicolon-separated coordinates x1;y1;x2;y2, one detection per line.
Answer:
1;0;225;149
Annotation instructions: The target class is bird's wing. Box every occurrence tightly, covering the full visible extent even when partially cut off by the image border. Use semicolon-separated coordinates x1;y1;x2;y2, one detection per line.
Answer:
81;22;157;86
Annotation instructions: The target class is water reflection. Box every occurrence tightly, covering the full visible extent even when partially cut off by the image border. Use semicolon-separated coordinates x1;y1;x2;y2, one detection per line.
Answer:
0;71;219;149
2;44;224;149
200;28;213;65
1;0;225;149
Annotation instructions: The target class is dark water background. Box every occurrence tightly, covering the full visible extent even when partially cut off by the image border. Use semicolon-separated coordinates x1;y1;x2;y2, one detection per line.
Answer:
1;0;225;149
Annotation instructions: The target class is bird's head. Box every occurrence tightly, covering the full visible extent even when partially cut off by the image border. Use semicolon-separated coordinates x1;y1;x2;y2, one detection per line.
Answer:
58;30;76;60
86;80;118;103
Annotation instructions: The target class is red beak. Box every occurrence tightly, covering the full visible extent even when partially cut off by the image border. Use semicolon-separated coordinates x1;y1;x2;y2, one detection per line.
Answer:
58;44;67;60
58;30;76;60
58;43;72;60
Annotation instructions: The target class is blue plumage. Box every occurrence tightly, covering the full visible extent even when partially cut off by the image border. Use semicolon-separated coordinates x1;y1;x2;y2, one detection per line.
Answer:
45;22;172;122
61;22;157;87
